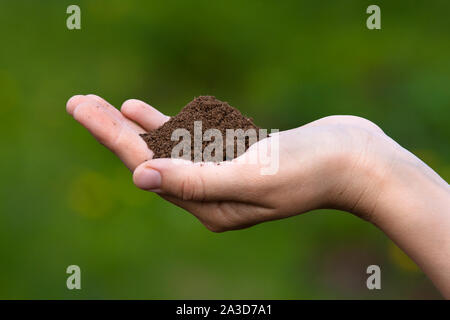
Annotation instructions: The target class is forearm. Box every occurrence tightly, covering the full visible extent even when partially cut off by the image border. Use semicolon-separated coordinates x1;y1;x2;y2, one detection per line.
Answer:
372;149;450;298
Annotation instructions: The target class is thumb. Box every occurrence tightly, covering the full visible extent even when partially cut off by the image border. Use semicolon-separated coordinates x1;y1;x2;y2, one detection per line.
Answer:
133;158;263;202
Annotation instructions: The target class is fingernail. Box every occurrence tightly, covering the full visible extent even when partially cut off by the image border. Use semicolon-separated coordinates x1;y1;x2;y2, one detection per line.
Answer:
135;167;161;190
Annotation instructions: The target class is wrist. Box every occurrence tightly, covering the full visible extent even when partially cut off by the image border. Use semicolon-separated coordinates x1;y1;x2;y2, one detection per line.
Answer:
323;131;400;222
371;145;449;229
360;143;450;297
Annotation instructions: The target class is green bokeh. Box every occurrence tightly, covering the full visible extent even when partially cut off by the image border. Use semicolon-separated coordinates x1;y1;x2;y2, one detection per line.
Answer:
0;0;448;299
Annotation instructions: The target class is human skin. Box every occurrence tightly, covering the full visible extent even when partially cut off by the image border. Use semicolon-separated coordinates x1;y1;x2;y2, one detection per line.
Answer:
67;94;450;298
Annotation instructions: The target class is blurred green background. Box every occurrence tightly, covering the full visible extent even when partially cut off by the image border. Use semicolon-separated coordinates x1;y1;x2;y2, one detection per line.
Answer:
0;0;448;299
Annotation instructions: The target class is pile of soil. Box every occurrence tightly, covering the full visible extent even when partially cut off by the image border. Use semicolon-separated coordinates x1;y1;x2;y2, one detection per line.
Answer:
140;96;260;161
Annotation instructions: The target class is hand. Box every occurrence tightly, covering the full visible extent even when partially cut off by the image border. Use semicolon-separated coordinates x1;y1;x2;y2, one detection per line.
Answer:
67;94;397;231
67;94;450;297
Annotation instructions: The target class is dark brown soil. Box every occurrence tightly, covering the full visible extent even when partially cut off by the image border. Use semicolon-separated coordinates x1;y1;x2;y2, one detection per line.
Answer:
140;96;260;161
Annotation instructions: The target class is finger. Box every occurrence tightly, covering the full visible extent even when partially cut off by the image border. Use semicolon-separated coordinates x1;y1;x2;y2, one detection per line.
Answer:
66;95;87;115
121;99;170;131
85;94;146;132
133;158;265;203
73;101;153;170
67;94;120;117
67;94;144;133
